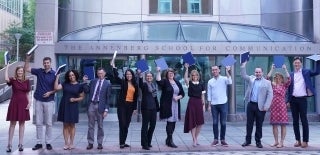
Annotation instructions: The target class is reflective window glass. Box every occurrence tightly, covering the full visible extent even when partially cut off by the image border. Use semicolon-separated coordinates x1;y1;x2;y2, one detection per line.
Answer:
182;22;227;41
101;23;141;40
158;0;172;14
221;24;271;41
61;27;101;41
188;0;201;13
263;29;309;42
142;22;182;41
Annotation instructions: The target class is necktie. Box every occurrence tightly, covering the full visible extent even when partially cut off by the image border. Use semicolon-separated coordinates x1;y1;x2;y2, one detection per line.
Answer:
93;80;102;101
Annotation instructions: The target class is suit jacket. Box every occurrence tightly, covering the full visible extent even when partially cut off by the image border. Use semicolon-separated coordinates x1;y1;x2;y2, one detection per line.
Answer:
84;78;111;113
288;62;320;102
156;79;185;119
139;77;160;111
240;66;273;111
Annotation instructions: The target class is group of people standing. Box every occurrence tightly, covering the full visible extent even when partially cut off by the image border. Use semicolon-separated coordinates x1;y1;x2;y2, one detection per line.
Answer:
240;56;320;149
4;55;320;152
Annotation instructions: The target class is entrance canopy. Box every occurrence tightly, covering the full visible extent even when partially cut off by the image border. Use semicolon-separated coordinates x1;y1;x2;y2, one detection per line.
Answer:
60;21;310;42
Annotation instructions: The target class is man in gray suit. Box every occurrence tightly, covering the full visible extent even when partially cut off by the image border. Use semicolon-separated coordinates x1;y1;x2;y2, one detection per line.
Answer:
83;67;111;150
240;61;273;148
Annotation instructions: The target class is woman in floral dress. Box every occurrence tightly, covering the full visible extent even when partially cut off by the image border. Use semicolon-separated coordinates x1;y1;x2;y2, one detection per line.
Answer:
267;64;290;148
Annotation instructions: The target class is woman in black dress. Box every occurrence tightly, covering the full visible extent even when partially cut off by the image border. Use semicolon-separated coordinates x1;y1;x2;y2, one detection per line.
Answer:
54;70;85;150
183;63;205;147
139;71;159;150
156;67;184;148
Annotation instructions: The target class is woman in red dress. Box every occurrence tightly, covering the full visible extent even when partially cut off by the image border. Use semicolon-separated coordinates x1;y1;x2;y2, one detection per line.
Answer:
5;64;31;152
267;64;290;148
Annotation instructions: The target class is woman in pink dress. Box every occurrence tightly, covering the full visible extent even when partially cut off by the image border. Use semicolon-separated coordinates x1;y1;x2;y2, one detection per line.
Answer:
267;64;290;148
5;64;31;152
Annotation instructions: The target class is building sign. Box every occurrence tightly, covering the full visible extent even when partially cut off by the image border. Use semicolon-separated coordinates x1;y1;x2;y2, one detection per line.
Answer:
55;42;320;55
35;32;54;45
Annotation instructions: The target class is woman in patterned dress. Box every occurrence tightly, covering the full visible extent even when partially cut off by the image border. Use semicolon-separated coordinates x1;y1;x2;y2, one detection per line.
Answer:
5;64;31;152
267;64;290;148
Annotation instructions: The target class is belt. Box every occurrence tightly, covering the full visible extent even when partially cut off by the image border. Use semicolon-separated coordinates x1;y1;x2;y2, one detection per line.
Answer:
91;101;99;105
293;96;306;98
250;101;258;104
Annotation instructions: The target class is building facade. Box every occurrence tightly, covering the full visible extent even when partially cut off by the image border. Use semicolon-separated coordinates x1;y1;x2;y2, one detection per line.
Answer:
34;0;320;121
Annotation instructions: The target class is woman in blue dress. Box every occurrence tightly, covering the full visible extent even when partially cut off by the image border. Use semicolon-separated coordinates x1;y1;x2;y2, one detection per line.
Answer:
54;69;84;150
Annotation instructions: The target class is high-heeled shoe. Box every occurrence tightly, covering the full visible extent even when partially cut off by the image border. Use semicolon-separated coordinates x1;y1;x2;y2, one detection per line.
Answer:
18;144;24;151
6;145;12;152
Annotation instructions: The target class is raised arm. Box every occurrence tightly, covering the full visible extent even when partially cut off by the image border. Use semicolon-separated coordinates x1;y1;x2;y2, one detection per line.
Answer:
5;64;9;83
24;54;32;73
184;63;190;87
156;67;161;81
54;74;62;91
225;66;232;84
240;61;251;81
282;64;289;77
267;64;275;79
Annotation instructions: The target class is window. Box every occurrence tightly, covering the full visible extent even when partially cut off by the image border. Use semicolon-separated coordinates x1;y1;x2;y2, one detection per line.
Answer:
158;0;172;14
150;0;211;15
188;0;201;14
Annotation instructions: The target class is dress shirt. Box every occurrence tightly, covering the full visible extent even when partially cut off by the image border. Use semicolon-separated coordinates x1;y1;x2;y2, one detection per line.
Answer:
92;79;104;101
207;75;232;105
293;69;307;97
250;78;262;102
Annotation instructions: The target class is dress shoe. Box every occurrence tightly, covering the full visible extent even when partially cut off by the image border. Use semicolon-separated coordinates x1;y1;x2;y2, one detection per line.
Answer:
221;140;229;147
120;144;125;149
294;141;301;147
148;144;152;148
241;141;251;147
6;145;12;153
211;139;219;146
32;144;43;150
124;144;130;147
46;144;53;150
18;144;24;151
256;143;263;148
86;143;93;150
97;144;103;149
142;146;150;150
301;142;308;148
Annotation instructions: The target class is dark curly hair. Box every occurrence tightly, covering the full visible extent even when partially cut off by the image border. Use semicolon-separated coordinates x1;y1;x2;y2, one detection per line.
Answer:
64;69;80;83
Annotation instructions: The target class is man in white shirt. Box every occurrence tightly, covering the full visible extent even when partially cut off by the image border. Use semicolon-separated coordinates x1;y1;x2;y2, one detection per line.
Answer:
207;65;232;147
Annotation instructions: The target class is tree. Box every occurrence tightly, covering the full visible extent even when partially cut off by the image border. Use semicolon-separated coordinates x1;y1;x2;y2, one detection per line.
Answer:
0;0;35;63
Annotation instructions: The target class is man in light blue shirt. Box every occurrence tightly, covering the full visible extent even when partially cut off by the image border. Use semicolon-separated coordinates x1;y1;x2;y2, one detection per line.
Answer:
240;61;273;148
207;65;232;146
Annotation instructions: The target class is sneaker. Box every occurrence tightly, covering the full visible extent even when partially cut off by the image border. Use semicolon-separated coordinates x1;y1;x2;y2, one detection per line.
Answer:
211;139;219;146
221;140;228;147
46;144;53;150
32;144;43;150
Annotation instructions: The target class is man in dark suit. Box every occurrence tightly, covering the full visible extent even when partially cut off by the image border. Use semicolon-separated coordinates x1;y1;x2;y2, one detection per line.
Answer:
288;56;320;148
240;61;273;148
83;67;111;150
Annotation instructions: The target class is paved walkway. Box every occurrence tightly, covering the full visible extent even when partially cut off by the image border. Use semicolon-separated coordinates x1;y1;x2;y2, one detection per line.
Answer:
0;99;320;155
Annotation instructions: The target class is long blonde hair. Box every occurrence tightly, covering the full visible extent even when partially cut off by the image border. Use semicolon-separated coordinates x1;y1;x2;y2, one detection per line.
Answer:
273;72;284;84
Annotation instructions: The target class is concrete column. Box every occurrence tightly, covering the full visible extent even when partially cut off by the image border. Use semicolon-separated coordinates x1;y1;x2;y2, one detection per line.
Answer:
227;58;237;122
33;0;59;122
314;0;320;115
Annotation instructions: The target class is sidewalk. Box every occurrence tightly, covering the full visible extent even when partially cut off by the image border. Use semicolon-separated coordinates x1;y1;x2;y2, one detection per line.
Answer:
0;99;320;155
